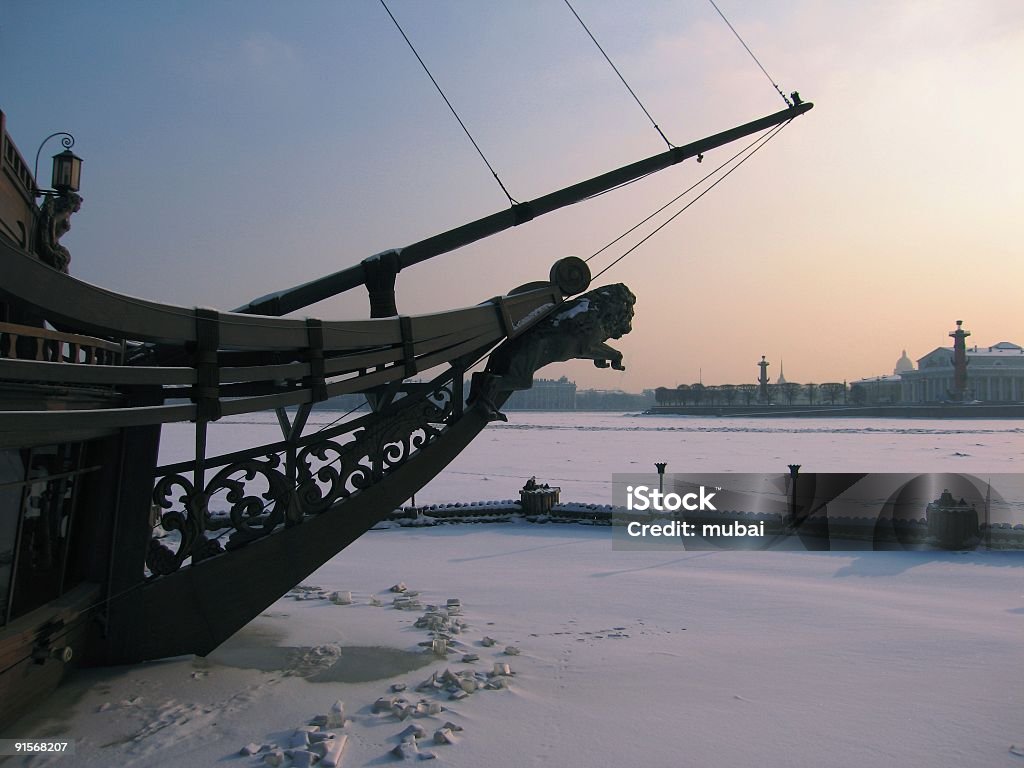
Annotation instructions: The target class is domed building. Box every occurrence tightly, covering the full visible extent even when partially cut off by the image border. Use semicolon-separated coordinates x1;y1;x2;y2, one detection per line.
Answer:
899;326;1024;403
894;350;913;375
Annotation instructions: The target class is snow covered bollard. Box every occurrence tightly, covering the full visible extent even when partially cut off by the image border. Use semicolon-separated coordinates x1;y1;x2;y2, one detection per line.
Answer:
391;739;416;760
417;699;443;716
319;734;349;767
327;699;346;728
330;591;353;605
433;727;457;745
399;724;427;741
391;738;435;760
374;696;396;713
290;728;315;749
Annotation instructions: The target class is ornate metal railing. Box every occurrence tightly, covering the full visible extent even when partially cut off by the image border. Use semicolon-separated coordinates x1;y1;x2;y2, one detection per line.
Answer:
146;370;461;576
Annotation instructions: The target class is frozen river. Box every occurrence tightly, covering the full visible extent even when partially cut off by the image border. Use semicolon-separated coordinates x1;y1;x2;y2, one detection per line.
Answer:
7;412;1022;767
159;410;1024;513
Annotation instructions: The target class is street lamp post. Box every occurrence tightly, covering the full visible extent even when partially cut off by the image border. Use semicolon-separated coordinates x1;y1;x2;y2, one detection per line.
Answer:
787;464;801;528
31;131;83;273
33;132;82;197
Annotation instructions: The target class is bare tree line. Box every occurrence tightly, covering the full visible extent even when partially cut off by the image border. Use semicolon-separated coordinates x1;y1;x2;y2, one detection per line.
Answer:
654;381;850;407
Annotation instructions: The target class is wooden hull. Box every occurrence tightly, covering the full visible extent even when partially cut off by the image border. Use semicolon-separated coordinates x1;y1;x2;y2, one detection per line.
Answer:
0;584;100;730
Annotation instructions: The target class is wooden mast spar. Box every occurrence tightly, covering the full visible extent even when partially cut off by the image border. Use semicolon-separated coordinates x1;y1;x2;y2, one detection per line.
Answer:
236;101;813;317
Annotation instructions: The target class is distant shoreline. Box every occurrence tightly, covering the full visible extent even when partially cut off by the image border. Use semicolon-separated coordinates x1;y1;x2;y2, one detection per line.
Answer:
644;403;1024;419
302;403;1024;418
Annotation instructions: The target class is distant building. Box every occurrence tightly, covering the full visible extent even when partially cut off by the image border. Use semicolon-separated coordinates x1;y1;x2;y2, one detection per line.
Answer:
504;376;576;410
900;340;1024;403
775;360;787;386
575;388;654;410
649;323;1024;407
849;375;902;404
894;350;913;375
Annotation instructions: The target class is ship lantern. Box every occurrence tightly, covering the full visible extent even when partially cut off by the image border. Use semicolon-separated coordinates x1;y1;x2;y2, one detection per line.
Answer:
51;148;83;193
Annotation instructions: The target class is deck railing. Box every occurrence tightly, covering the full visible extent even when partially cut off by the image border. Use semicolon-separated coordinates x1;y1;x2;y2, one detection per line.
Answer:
0;321;124;365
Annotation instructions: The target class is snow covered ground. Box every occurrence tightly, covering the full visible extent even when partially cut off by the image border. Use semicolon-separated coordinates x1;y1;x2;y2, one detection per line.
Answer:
6;413;1024;766
7;524;1024;767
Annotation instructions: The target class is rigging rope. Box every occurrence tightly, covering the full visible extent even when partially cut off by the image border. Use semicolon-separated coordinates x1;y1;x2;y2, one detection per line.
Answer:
706;0;793;107
588;119;791;282
584;125;786;265
379;0;519;205
562;0;674;149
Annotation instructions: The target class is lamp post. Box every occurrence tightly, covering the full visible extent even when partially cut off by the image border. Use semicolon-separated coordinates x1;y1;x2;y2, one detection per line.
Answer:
655;462;667;495
31;131;83;273
786;464;801;528
33;132;82;197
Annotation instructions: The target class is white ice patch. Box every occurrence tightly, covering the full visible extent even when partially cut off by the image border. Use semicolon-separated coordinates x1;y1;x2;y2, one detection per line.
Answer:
552;298;590;325
512;302;555;332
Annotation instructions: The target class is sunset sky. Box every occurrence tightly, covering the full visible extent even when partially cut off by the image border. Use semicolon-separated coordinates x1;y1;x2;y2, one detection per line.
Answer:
3;1;1022;390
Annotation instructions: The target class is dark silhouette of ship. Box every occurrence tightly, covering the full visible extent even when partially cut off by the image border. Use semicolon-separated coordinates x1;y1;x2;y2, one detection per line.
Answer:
0;99;811;725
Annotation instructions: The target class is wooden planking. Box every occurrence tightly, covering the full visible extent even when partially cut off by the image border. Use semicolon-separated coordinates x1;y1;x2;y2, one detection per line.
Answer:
408;331;497;375
405;302;502;339
323;346;404;375
0;582;102;729
0;402;195;432
504;286;563;329
0;358;196;386
220;312;401;351
0;582;101;676
0;239;402;349
0;319;504;400
219;361;307;385
2;237;560;356
0;427;118;451
0;323;499;432
1;240;199;343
